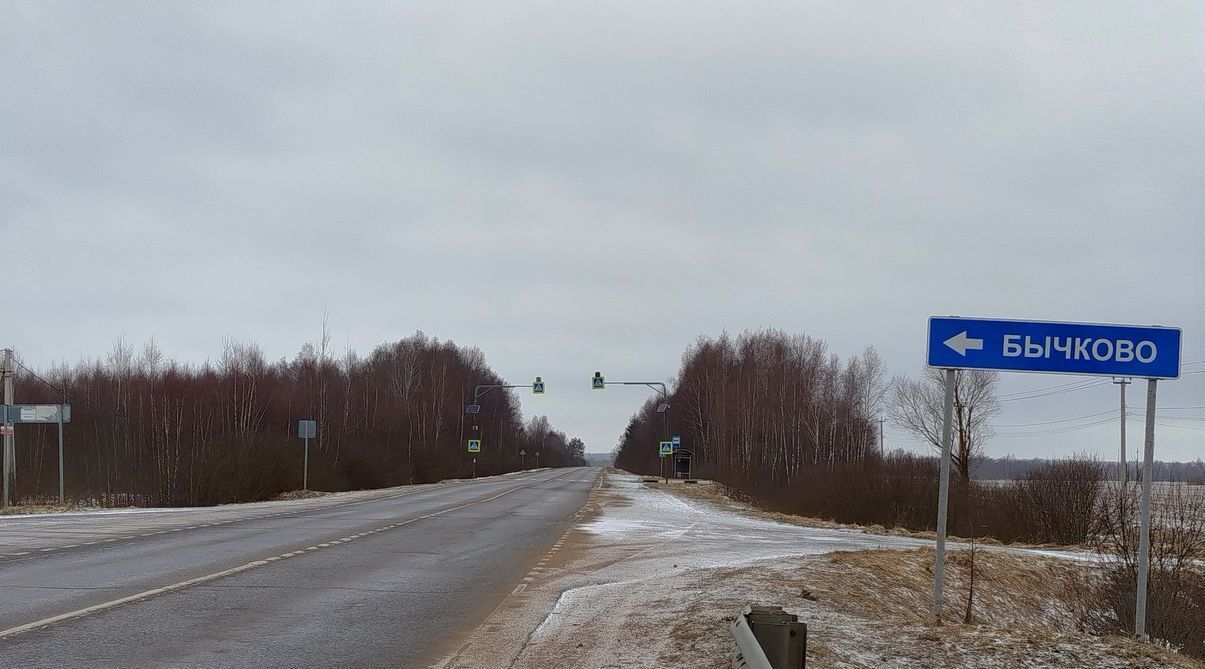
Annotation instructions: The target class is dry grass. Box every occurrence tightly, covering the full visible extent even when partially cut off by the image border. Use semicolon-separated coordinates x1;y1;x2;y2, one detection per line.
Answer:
0;503;82;515
271;489;331;500
822;547;1095;628
693;548;1202;668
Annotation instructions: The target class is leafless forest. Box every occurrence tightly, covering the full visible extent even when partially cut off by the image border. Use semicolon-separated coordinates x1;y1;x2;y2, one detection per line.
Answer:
614;330;943;530
6;332;585;506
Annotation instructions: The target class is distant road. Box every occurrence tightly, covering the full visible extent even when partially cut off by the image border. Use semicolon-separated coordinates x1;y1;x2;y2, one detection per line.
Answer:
0;467;598;668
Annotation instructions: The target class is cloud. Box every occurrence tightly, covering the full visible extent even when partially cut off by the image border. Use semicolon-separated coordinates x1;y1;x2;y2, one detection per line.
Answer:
2;0;1201;459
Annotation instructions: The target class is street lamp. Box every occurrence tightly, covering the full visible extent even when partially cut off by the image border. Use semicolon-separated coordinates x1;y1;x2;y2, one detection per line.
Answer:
590;372;671;479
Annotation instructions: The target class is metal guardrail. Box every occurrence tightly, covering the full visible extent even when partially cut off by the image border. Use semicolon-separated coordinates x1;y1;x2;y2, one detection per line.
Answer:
732;606;773;669
731;605;806;669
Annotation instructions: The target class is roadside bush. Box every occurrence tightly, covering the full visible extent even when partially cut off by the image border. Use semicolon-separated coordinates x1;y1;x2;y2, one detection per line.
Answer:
755;453;939;530
1013;458;1106;544
1091;482;1205;659
969;458;1105;545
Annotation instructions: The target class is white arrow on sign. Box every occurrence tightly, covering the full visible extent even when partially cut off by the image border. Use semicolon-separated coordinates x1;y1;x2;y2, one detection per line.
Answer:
943;331;984;356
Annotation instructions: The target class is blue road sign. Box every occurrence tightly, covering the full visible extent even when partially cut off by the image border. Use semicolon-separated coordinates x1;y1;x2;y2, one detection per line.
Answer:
592;372;605;390
467;439;481;453
659;441;673;455
928;317;1181;379
532;377;545;394
671;434;681;446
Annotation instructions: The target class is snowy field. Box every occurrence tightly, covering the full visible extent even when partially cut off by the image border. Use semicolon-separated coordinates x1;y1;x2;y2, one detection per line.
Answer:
432;471;1199;669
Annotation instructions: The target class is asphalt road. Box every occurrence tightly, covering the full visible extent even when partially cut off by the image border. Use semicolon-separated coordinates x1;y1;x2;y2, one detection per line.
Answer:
0;467;599;668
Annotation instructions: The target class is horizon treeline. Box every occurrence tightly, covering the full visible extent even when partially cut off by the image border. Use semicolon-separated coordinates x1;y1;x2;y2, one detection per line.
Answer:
5;331;585;507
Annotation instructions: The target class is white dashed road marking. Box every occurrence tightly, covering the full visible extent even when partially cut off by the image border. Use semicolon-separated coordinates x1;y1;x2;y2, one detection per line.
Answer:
0;471;576;641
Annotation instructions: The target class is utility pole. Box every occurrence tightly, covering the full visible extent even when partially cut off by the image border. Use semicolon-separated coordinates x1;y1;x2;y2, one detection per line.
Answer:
879;418;886;457
3;348;13;508
1113;378;1130;482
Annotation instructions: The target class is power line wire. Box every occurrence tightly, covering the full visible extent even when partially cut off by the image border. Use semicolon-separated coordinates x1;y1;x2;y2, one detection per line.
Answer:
11;358;127;420
999;379;1112;402
994;409;1117;428
1154;421;1205;431
994;415;1120;437
997;377;1103;398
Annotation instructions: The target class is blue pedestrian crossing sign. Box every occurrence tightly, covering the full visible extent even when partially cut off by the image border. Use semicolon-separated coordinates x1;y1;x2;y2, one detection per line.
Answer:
659;441;673;456
591;372;605;390
927;316;1182;379
467;439;481;453
532;377;545;394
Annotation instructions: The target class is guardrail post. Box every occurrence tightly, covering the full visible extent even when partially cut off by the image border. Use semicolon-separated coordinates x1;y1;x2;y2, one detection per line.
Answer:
732;605;806;669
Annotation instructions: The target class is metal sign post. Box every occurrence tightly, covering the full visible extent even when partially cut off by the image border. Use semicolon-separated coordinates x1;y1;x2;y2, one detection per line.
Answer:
925;316;1180;634
659;441;673;484
1135;379;1157;638
519;449;526;470
931;369;956;620
2;349;12;508
298;420;316;491
58;404;64;504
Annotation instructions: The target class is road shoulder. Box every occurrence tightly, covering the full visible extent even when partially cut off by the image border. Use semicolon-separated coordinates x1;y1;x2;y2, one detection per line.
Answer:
431;470;1199;669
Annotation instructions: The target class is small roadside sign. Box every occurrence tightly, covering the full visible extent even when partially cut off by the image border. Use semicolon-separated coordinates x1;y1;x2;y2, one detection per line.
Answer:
672;435;681;447
533;377;545;394
467;439;481;453
591;372;605;390
298;420;316;439
3;405;71;423
659;441;673;456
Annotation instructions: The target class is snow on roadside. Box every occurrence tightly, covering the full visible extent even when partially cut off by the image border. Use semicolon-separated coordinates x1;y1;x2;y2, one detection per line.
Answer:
432;471;1200;669
0;469;540;520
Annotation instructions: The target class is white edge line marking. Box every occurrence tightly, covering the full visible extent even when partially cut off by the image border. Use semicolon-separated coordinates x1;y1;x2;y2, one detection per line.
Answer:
0;469;572;640
0;558;271;639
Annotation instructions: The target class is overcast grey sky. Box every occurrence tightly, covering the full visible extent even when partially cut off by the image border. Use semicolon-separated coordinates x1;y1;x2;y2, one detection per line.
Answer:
2;2;1202;461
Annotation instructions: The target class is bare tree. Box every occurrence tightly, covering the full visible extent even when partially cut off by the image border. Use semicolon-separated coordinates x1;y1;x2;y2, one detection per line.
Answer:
889;367;1000;485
